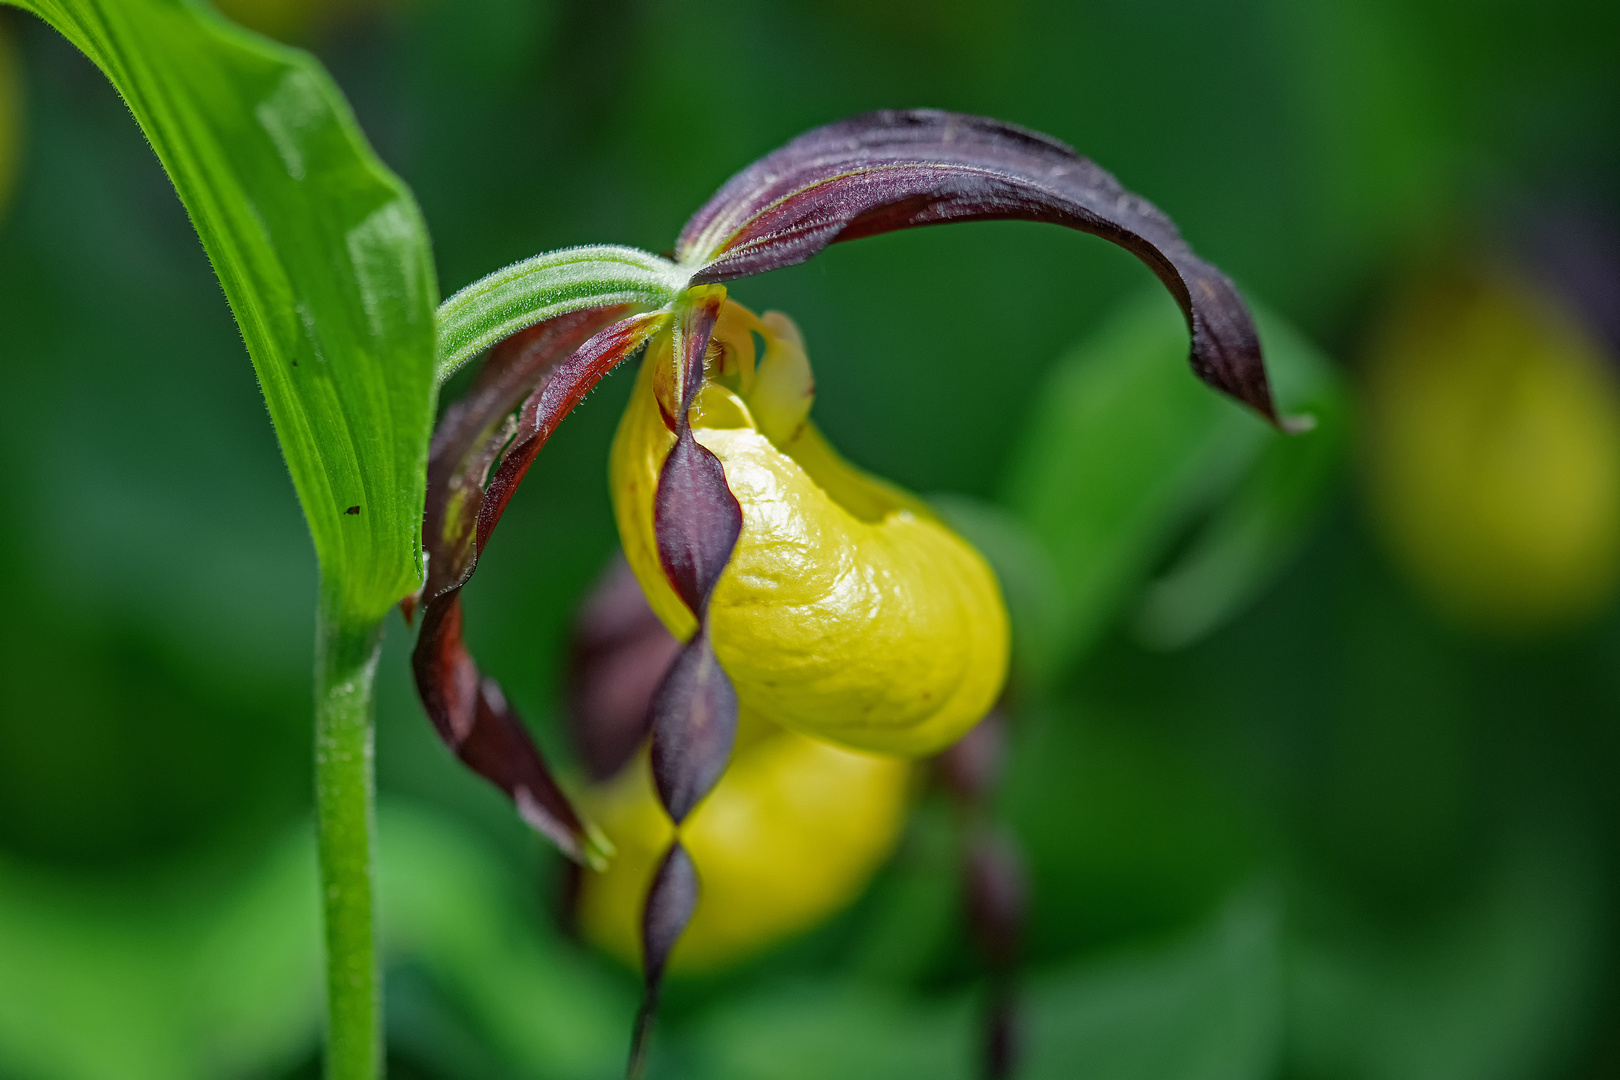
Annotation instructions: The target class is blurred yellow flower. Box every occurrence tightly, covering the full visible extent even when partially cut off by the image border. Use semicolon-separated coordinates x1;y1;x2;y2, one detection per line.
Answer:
576;706;911;971
610;301;1010;757
1363;263;1620;633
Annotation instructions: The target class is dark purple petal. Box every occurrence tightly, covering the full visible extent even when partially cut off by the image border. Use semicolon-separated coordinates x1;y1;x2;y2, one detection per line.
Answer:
476;311;672;562
628;291;743;1067
648;628;739;823
677;109;1277;423
412;307;669;861
654;428;743;615
567;556;682;781
411;595;597;864
643;294;742;818
628;841;700;1079
939;706;1025;1080
423;307;635;601
676;287;725;412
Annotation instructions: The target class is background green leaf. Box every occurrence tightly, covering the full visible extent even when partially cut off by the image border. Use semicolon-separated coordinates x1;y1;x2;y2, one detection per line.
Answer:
995;292;1345;681
678;892;1282;1080
1132;309;1349;650
7;0;437;622
999;293;1268;678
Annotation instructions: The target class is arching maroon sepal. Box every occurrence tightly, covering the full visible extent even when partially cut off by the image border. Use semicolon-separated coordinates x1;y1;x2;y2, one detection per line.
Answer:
677;109;1278;423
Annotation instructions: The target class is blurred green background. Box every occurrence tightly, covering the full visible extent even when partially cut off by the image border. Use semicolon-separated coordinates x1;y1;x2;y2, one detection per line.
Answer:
1;0;1618;1077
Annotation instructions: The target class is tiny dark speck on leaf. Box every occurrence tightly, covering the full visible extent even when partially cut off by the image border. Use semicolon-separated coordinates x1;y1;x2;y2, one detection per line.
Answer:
292;360;298;366
345;505;360;515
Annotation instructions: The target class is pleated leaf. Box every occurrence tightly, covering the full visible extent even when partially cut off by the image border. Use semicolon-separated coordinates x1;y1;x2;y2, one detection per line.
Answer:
11;0;439;623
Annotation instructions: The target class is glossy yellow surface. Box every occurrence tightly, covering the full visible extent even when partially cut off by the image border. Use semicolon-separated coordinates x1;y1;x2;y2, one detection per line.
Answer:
1364;265;1620;633
575;709;911;972
610;304;1010;756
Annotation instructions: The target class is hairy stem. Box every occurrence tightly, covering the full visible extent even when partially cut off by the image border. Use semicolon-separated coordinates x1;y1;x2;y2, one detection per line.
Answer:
315;595;385;1080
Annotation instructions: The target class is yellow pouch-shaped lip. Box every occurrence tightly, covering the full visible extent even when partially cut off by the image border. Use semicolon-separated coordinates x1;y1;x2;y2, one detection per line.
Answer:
577;710;910;972
610;310;1010;757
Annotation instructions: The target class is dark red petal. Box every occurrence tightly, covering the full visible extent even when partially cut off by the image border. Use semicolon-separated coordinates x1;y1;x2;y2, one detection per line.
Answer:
629;841;700;1079
677;109;1277;423
653;428;743;615
411;596;593;862
966;823;1026;1080
629;290;744;1066
675;288;724;410
413;307;668;861
423;306;638;602
648;628;739;823
475;311;671;566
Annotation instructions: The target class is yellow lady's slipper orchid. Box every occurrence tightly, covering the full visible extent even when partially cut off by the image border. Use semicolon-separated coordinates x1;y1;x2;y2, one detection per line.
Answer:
610;301;1010;757
413;112;1281;1071
1364;263;1620;633
577;706;911;971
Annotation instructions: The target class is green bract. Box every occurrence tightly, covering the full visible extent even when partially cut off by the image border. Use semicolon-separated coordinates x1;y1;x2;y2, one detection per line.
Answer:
435;244;686;382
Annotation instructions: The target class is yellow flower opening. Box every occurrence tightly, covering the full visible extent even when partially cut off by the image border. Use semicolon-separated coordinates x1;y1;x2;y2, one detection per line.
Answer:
610;299;1011;757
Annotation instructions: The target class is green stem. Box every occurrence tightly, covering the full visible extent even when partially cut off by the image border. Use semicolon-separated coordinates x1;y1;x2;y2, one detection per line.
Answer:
314;593;385;1080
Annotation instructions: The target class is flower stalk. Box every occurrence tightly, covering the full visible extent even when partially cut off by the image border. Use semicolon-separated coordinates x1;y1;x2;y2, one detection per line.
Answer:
313;593;385;1080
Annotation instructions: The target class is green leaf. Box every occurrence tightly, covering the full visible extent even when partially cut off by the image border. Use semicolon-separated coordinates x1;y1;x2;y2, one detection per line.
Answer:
1021;892;1283;1080
1133;308;1350;650
1000;293;1347;679
378;802;630;1080
689;984;976;1080
0;827;320;1080
9;0;439;623
679;892;1282;1080
1000;293;1267;680
1290;835;1602;1080
0;800;633;1080
436;243;686;382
